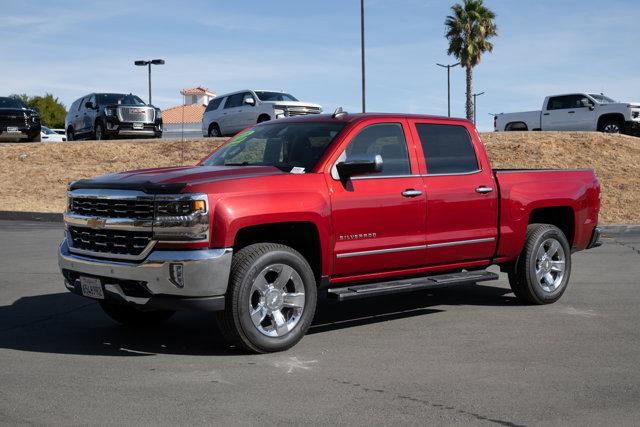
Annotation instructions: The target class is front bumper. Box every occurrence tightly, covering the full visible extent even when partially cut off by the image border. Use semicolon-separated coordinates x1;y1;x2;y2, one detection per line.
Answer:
0;124;40;141
104;117;162;138
624;121;640;136
58;238;232;311
586;226;602;249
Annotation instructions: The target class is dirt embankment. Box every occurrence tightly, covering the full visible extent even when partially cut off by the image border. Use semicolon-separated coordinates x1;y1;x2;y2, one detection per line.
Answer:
1;132;638;224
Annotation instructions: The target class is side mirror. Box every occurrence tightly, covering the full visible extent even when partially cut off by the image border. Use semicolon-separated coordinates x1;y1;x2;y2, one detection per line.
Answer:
85;101;94;109
589;105;595;111
336;154;383;181
32;106;40;114
244;96;255;106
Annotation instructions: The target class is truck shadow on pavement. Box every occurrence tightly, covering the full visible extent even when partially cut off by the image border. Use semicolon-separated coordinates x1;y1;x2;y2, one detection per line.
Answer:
0;284;514;357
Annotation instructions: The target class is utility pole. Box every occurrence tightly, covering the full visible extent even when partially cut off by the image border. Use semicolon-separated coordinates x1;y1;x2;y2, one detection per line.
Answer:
473;91;485;125
134;59;165;105
360;0;366;113
436;62;459;117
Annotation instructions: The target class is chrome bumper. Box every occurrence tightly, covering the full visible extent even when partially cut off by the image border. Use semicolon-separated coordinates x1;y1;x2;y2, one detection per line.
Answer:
58;238;232;311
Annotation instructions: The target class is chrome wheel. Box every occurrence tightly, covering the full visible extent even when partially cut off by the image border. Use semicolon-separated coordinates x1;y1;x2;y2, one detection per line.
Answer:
248;263;306;337
534;238;566;293
603;123;621;133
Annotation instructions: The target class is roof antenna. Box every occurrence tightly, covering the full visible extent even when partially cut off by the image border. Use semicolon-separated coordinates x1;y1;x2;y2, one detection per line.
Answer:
332;106;347;118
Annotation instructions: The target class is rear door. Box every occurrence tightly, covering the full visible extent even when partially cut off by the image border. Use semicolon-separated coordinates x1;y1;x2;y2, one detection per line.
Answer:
326;120;427;277
409;120;498;266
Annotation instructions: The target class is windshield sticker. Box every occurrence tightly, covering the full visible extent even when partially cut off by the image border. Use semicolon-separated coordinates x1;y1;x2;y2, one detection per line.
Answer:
226;130;255;147
290;167;306;174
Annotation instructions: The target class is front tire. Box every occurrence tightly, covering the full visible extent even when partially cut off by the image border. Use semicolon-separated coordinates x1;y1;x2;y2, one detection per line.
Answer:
508;224;572;305
208;123;221;137
95;122;107;140
98;301;174;327
600;118;622;134
217;243;317;353
67;128;74;141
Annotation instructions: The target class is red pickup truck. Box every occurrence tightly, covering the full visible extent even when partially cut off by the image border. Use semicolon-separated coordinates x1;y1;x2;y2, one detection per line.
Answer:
59;112;601;353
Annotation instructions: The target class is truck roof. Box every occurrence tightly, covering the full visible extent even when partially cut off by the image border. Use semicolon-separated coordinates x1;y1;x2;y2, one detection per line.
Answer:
263;112;474;125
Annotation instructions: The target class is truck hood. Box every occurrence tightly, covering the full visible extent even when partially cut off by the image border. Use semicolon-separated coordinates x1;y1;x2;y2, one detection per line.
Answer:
69;165;284;194
265;101;322;109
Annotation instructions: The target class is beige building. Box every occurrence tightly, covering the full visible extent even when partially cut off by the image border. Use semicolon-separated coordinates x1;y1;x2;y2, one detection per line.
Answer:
162;87;217;138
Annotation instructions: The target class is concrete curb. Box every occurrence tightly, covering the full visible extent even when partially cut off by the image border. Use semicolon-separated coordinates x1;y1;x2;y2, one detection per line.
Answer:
1;211;639;235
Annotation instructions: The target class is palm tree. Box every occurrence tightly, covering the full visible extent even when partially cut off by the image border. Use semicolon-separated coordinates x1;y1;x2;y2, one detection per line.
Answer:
445;0;497;121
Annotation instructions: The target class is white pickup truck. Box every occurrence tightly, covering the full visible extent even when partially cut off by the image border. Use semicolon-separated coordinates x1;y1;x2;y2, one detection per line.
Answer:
495;93;640;135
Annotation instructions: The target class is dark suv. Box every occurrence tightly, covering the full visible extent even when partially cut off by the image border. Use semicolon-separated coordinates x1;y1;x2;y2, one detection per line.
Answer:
65;93;162;140
0;97;41;142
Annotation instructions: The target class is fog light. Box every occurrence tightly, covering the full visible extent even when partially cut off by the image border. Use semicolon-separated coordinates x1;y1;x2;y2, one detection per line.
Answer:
169;263;184;288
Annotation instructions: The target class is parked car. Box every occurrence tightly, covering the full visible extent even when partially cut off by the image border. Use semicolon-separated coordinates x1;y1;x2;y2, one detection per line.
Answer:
495;93;640;135
65;93;162;141
202;89;321;137
41;126;67;142
59;111;601;353
0;96;41;142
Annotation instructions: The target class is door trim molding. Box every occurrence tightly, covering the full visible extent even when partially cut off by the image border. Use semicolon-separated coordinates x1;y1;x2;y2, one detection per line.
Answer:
336;244;427;259
427;237;495;249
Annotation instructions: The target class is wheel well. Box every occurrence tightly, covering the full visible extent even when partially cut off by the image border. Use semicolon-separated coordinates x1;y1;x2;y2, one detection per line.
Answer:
208;122;219;132
597;113;624;129
505;122;528;131
257;114;271;123
528;207;575;246
234;222;322;283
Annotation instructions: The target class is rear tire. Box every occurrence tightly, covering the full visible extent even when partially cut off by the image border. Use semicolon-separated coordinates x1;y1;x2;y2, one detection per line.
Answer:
257;115;271;123
67;128;74;141
508;224;571;305
28;133;41;142
98;301;174;327
216;243;317;353
95;122;107;140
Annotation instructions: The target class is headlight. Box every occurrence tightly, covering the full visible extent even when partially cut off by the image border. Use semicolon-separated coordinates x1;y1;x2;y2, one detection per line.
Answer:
105;107;117;116
274;108;286;118
153;194;209;242
633;111;640;119
155;108;162;119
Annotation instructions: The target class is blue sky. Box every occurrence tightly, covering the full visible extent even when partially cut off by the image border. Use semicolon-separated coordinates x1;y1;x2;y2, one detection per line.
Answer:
2;0;639;131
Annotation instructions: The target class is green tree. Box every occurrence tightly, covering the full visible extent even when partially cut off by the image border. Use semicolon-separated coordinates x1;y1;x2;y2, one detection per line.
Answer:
445;0;497;121
9;93;67;128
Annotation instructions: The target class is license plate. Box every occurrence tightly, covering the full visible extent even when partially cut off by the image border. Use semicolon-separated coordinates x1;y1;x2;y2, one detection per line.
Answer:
80;276;104;299
6;126;19;133
133;123;144;130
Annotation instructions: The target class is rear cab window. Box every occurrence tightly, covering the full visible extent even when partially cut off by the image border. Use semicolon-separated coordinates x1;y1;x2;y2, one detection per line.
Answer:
206;97;223;112
414;123;479;175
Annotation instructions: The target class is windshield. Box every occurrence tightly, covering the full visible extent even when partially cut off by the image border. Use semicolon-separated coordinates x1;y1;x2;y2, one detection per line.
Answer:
202;122;346;172
589;94;616;104
96;93;146;106
42;126;56;135
0;97;27;109
255;91;299;102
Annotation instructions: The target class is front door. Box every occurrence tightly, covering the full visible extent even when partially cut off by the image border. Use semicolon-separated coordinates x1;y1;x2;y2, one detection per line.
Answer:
409;121;498;266
219;93;244;134
327;120;427;277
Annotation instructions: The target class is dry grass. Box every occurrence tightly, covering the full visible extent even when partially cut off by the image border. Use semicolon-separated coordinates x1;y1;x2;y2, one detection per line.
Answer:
1;132;638;224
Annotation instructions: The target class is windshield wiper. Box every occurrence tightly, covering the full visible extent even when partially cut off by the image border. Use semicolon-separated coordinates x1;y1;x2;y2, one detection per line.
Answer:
224;162;250;166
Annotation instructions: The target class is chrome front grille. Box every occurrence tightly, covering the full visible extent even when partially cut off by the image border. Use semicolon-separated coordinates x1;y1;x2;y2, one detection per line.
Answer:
117;106;154;123
69;226;152;257
0;114;27;126
284;107;321;117
71;198;154;220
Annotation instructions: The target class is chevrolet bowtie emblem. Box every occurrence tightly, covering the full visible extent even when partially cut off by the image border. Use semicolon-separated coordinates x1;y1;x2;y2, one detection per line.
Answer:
87;217;107;229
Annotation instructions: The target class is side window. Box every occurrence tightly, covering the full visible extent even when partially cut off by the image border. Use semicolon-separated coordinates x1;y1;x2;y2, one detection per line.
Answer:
416;124;479;175
547;96;565;110
70;100;80;113
339;123;411;177
88;94;96;108
78;97;87;111
206;97;223;112
224;93;244;109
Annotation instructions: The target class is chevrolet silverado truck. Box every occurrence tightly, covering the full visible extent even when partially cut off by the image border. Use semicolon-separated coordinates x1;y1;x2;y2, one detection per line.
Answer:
495;93;640;135
59;111;602;353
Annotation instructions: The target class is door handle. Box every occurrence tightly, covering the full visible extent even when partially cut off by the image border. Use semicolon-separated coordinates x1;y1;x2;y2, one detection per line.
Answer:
402;189;423;198
568;111;575;114
476;186;494;194
543;113;550;116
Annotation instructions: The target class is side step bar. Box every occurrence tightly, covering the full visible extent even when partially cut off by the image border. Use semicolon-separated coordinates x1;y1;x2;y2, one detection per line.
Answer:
327;270;499;302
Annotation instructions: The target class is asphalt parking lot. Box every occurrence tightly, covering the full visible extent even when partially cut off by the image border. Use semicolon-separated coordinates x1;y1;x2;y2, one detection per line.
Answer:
1;220;639;425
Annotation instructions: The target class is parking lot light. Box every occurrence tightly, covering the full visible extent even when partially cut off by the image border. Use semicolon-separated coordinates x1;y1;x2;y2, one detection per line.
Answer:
134;59;165;105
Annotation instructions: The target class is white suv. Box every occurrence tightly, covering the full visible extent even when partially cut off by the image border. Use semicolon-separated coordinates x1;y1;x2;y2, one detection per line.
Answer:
202;90;322;137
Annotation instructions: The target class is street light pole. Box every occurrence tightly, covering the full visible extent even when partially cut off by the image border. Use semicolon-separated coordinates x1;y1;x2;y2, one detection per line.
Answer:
436;62;459;117
360;0;366;113
134;59;165;105
472;91;485;125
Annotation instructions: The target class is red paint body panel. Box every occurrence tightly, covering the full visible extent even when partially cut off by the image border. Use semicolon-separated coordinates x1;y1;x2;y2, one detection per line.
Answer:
89;113;600;285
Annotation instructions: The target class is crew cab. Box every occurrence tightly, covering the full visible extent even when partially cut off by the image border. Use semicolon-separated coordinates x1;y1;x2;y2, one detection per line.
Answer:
59;111;601;353
202;90;321;137
495;93;640;135
0;96;41;142
65;93;162;141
